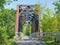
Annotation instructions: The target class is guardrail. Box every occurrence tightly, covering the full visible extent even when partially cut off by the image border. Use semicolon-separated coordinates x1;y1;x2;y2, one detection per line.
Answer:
29;32;60;42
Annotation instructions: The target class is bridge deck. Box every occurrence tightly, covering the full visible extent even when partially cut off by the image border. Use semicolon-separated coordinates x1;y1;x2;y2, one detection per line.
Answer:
15;40;46;45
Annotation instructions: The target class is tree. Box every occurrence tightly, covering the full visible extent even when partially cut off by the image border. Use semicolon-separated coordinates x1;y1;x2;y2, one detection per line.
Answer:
0;27;8;45
0;0;17;9
0;9;16;45
53;0;60;42
53;0;60;32
41;8;58;41
42;8;52;32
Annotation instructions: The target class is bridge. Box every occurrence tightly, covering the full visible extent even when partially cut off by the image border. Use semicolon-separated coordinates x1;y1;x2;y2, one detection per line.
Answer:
14;5;46;45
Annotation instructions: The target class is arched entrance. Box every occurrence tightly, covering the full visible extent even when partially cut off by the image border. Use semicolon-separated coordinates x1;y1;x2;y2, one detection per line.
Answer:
15;5;39;37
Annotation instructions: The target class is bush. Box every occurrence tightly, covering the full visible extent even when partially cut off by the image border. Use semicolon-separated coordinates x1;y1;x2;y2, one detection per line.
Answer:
0;27;8;45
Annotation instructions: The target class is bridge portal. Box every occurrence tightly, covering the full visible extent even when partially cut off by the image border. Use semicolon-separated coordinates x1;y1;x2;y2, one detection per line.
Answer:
15;5;39;37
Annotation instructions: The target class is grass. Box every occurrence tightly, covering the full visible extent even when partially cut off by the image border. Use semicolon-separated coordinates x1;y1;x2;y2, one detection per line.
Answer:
45;40;60;45
47;42;60;45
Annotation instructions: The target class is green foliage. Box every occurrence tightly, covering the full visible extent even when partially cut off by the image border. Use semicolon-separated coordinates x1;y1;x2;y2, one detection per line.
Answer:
22;22;31;35
53;0;60;13
34;4;41;15
0;9;16;38
42;8;58;32
41;8;59;42
0;0;6;8
0;9;16;45
0;27;8;45
0;0;17;8
53;0;60;31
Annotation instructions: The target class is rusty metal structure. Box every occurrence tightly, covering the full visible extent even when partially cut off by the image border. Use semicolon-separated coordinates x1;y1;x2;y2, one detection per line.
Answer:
15;5;39;36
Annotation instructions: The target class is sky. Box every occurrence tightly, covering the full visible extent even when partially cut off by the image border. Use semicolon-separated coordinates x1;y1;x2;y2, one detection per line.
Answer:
4;0;57;12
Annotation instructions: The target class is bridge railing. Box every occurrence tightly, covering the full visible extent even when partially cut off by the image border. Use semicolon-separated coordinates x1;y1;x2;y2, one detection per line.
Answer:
29;32;60;42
